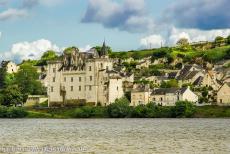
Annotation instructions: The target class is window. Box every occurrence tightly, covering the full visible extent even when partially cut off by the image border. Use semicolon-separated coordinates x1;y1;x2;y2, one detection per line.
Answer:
79;86;81;91
51;87;53;92
90;76;93;81
220;99;222;103
71;86;73;91
101;63;103;69
53;77;55;82
64;77;66;82
89;66;92;71
53;68;56;73
89;85;92;91
117;86;119;90
160;97;163;101
153;98;156;101
79;77;81;82
71;77;73;82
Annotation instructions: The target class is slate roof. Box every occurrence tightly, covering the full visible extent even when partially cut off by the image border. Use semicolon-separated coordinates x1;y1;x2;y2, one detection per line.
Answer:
168;72;178;79
151;88;180;95
185;71;199;80
193;76;203;85
177;65;193;80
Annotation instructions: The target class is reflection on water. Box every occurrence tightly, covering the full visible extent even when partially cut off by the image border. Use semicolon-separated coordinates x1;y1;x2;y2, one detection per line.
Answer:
0;119;229;154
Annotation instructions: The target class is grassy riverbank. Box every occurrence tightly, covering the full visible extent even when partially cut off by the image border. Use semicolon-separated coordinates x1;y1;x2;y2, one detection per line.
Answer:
27;105;230;118
1;103;230;119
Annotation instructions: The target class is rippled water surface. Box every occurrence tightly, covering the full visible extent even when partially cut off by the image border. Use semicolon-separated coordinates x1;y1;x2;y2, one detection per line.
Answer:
0;119;230;154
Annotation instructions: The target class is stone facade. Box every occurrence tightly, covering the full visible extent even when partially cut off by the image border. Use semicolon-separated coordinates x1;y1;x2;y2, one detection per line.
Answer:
1;61;19;74
217;83;230;106
46;43;124;107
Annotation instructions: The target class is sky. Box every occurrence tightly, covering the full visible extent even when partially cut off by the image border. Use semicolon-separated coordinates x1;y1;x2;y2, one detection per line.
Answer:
0;0;230;63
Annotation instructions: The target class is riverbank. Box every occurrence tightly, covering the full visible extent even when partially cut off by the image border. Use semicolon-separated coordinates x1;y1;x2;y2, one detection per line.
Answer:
27;105;230;118
1;103;230;118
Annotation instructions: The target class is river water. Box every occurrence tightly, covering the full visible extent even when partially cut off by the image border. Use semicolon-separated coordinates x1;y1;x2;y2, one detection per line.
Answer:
0;119;229;154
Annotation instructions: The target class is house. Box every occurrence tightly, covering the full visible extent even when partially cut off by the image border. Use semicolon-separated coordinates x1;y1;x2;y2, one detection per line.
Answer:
152;57;168;65
136;60;151;69
150;87;198;106
46;42;124;107
1;61;19;74
130;85;151;106
217;82;230;106
176;64;204;86
202;70;222;91
145;75;169;86
120;72;134;83
25;95;48;107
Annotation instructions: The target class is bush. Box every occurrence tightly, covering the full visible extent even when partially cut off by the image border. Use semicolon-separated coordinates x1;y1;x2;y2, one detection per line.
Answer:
73;106;94;118
172;101;196;118
0;106;8;118
107;97;131;118
6;107;28;118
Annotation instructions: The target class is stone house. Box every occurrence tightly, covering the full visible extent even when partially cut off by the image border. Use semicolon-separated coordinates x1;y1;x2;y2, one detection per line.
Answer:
150;87;198;106
46;42;124;107
217;82;230;106
1;61;19;74
145;75;169;86
136;60;151;69
130;85;151;106
202;70;222;91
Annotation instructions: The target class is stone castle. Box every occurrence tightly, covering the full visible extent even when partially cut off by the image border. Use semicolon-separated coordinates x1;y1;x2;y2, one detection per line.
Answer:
46;42;124;107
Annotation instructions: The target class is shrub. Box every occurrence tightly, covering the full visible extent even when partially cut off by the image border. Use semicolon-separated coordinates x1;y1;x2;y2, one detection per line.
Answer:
6;107;28;118
107;97;131;118
73;106;94;118
172;101;196;118
0;106;8;118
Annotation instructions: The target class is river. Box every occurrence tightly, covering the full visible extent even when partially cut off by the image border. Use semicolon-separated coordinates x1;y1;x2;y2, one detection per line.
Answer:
0;119;229;154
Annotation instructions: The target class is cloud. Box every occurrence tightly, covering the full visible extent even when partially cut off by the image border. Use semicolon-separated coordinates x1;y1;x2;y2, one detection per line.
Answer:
82;0;155;33
0;39;60;63
0;8;28;21
22;0;64;8
140;35;165;49
140;27;230;48
79;45;92;52
164;0;230;30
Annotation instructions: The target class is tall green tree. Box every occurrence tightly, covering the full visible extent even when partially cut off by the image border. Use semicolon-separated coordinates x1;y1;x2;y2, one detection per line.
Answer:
15;63;46;101
37;50;58;65
2;85;23;107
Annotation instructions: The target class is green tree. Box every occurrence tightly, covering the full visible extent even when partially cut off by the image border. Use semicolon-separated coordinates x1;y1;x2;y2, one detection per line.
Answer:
15;64;46;101
215;36;225;47
94;45;112;55
176;38;191;51
37;50;58;65
172;101;196;118
160;79;179;88
107;97;131;118
227;35;230;44
2;85;23;106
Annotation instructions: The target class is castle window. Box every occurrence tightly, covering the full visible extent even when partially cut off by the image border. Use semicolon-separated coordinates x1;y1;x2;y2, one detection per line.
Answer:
71;86;73;91
101;63;103;69
51;87;53;92
53;68;56;73
89;66;92;71
89;85;92;91
79;77;81;82
90;76;93;81
64;77;66;82
71;77;73;82
79;86;81;91
117;86;118;90
53;77;55;82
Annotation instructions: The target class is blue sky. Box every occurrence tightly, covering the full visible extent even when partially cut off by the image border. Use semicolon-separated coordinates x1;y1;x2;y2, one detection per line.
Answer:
0;0;230;62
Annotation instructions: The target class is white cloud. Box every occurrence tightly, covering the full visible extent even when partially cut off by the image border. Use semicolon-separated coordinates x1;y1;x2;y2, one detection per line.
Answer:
0;39;60;63
140;35;165;48
79;45;92;52
0;8;28;21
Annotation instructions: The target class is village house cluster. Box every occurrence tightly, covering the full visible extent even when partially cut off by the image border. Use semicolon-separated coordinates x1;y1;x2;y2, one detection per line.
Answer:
2;42;230;107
